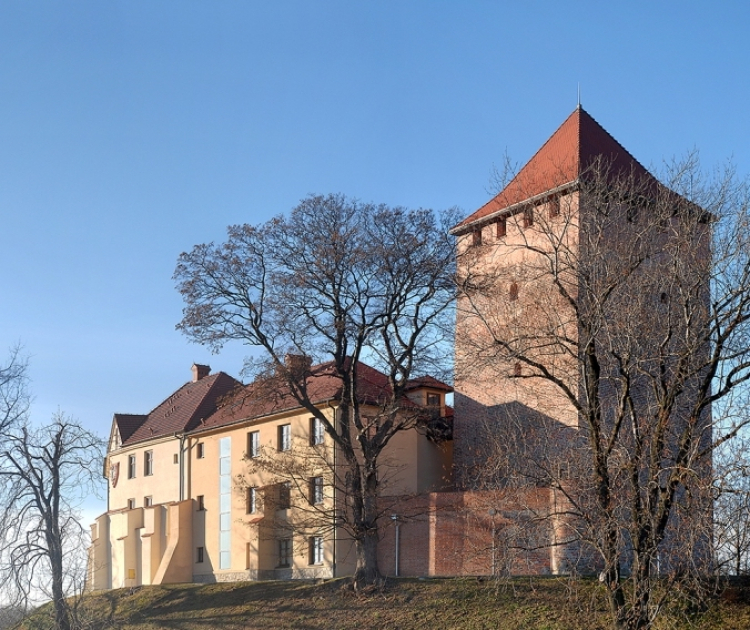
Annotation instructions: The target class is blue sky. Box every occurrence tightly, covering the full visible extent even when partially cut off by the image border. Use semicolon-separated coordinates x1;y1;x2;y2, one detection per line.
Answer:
1;0;749;451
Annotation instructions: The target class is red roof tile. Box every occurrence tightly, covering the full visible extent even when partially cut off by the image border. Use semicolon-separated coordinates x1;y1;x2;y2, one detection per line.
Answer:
406;375;452;392
114;414;147;443
120;371;241;447
454;107;656;232
198;360;451;433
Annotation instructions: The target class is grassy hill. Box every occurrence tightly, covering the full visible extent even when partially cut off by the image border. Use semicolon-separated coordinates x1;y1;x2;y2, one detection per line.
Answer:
15;577;750;630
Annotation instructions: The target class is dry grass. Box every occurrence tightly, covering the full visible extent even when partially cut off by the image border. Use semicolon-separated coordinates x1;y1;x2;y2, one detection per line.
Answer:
15;577;750;630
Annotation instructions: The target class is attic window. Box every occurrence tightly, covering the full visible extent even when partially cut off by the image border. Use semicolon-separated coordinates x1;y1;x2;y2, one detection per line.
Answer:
496;217;506;238
472;228;482;246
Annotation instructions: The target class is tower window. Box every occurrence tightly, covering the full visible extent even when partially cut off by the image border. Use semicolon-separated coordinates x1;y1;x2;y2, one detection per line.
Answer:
496;218;506;238
548;196;560;218
509;282;519;301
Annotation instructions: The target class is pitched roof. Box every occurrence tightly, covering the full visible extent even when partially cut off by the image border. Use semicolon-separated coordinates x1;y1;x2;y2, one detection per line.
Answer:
406;375;453;392
453;107;655;232
198;360;452;433
113;414;147;443
119;371;241;447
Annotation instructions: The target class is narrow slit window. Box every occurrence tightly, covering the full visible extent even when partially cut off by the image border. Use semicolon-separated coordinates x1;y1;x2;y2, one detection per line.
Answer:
548;196;560;218
509;282;519;301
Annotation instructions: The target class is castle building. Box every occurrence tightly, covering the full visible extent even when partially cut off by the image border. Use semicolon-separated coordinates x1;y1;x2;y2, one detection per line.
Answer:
450;106;712;574
90;107;710;588
89;360;452;589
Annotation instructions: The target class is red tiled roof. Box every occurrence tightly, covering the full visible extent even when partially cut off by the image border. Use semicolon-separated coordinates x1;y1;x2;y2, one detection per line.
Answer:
406;375;452;392
198;360;452;433
120;372;241;447
114;414;147;443
454;107;656;232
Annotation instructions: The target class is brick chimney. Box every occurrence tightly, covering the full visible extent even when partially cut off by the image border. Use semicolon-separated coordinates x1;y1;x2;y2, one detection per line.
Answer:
192;364;210;382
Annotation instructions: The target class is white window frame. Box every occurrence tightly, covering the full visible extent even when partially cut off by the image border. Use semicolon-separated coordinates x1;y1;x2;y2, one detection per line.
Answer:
309;536;324;565
248;431;260;458
278;424;291;451
310;417;325;445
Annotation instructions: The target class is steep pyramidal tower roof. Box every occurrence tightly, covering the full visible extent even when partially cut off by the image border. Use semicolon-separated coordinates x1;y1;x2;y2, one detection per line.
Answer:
454;107;655;232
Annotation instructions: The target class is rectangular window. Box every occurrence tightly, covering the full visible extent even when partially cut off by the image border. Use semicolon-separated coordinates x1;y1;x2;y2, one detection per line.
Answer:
144;496;153;507
472;228;482;246
310;477;324;505
278;538;292;567
548;196;560;218
496;217;507;238
197;547;204;563
278;424;291;451
196;443;205;459
247;431;260;458
523;208;534;228
278;482;291;510
127;498;135;510
197;495;205;511
246;487;257;514
309;536;324;565
127;454;136;479
309;417;325;446
144;450;153;476
173;453;178;464
426;392;441;407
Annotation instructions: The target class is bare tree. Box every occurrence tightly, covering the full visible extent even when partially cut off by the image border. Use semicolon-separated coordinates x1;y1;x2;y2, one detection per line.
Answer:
714;421;750;576
175;193;456;587
0;345;29;437
0;414;105;630
456;155;750;629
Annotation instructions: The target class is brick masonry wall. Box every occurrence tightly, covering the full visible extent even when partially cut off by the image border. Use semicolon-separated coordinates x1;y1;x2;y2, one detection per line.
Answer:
377;489;556;578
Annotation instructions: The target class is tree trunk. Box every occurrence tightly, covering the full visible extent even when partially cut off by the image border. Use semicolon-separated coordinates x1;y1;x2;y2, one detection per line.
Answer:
353;528;381;590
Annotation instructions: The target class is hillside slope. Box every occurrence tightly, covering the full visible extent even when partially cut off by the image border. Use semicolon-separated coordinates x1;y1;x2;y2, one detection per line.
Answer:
16;577;750;630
